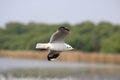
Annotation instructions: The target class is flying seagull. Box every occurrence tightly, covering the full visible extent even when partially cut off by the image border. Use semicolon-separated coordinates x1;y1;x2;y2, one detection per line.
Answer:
36;26;74;61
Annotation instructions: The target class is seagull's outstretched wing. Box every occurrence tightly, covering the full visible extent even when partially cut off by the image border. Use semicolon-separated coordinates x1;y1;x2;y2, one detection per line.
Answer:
47;50;61;61
48;27;70;61
49;27;70;43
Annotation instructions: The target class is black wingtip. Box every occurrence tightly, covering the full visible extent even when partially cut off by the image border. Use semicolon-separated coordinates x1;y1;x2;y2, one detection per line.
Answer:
47;53;60;61
58;26;70;31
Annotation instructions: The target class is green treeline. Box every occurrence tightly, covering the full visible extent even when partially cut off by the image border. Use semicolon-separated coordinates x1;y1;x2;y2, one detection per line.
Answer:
0;21;120;53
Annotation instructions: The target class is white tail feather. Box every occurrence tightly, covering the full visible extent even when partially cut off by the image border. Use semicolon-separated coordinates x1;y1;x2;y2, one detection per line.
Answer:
36;43;50;50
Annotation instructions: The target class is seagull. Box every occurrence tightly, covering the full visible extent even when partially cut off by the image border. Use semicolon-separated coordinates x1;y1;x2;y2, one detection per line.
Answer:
36;26;74;61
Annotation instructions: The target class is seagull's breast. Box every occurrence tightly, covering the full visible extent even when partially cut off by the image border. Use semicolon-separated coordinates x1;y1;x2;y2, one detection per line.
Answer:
49;43;67;51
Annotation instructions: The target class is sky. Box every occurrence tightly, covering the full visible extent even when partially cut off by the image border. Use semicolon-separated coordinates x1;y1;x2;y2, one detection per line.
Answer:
0;0;120;27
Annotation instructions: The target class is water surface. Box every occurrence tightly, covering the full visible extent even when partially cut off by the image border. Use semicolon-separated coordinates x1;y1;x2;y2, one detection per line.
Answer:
0;57;120;80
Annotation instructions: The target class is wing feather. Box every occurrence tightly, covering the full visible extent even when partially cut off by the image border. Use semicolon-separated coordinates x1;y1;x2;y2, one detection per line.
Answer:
47;50;61;61
49;27;70;43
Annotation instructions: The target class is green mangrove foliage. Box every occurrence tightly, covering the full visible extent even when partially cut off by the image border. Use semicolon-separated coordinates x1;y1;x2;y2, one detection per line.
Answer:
0;21;120;53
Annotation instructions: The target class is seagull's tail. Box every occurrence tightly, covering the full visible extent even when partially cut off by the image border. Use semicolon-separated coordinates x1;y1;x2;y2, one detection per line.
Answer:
36;43;50;50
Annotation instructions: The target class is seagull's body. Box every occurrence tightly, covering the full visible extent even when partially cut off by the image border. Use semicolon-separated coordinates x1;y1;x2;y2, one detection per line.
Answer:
36;27;74;61
36;43;73;51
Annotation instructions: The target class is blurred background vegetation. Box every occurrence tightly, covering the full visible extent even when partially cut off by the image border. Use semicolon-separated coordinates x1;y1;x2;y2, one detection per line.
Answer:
0;21;120;53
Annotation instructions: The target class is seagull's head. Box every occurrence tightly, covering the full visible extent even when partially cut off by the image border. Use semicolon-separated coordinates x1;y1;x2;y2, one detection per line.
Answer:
65;44;74;51
58;26;70;33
